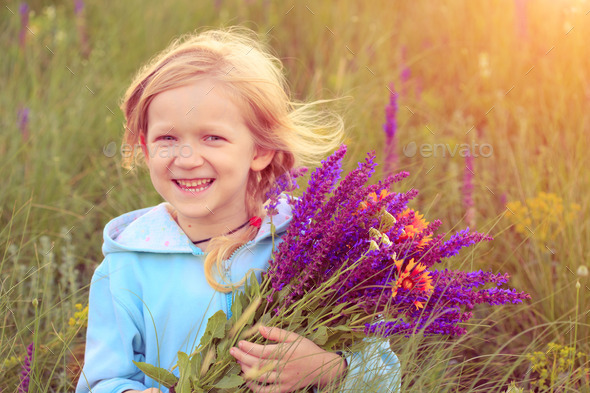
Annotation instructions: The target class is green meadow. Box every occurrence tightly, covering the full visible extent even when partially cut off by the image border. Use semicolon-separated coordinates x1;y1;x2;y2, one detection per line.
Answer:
1;0;589;391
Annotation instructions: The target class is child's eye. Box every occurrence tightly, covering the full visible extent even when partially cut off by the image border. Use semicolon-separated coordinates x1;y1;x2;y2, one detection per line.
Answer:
205;135;224;142
155;135;176;142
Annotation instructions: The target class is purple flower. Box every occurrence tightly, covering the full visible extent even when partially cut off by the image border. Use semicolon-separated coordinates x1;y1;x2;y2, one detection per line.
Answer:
74;0;91;58
19;3;29;49
74;0;85;14
18;342;34;393
383;84;398;177
400;46;411;84
265;167;307;216
365;269;529;337
18;107;30;141
463;151;475;227
265;145;529;338
400;67;411;84
500;193;507;209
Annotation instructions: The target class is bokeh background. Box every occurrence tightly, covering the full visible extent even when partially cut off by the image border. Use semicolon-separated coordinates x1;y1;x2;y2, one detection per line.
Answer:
1;0;589;391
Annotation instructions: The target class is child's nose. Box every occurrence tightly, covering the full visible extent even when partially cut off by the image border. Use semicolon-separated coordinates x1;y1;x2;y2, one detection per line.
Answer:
173;143;204;168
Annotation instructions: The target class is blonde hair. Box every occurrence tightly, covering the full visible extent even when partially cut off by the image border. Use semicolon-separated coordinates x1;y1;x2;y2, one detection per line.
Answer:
120;27;343;292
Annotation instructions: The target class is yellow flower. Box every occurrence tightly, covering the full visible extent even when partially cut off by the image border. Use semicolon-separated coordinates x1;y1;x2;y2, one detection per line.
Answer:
2;355;21;368
526;342;588;389
506;193;580;243
69;303;89;328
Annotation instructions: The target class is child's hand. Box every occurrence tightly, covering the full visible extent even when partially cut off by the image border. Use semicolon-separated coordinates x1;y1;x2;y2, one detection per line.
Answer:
229;326;347;393
123;389;162;393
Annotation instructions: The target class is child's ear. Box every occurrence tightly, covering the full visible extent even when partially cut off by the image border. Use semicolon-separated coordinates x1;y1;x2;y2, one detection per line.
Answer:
250;148;275;172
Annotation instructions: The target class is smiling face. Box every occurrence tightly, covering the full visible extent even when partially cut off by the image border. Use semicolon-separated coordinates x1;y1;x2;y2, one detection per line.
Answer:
145;79;274;236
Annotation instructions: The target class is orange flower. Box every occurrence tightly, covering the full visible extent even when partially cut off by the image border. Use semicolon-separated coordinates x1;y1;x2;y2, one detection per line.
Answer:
358;192;432;248
358;189;389;211
396;209;432;248
392;258;434;309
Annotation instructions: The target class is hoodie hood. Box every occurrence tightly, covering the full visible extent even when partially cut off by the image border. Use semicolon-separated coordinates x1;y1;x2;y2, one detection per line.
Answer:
102;197;294;256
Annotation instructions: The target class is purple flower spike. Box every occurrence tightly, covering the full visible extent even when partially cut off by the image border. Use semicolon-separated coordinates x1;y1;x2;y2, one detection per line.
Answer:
400;46;412;96
463;151;475;227
263;144;528;338
18;107;30;141
18;342;34;393
383;84;398;177
74;0;91;58
74;0;85;14
265;167;308;216
19;3;29;49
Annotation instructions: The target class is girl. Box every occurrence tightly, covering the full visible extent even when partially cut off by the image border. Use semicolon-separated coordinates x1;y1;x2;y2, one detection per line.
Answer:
77;27;400;393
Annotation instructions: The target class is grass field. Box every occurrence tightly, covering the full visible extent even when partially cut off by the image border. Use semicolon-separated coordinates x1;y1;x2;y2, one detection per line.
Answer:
1;0;589;391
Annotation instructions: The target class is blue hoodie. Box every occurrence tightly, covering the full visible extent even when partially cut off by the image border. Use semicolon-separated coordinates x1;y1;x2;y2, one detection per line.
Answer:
76;199;400;393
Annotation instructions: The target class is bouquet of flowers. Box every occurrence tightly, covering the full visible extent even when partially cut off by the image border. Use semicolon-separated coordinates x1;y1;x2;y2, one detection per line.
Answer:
135;145;530;392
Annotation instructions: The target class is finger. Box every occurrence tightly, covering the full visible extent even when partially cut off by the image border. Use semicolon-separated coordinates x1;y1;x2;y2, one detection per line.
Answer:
242;365;280;384
230;346;271;368
237;340;280;359
259;326;300;344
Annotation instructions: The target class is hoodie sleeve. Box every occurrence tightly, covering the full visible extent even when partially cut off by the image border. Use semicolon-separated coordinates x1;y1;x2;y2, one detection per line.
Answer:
338;338;401;392
76;259;148;393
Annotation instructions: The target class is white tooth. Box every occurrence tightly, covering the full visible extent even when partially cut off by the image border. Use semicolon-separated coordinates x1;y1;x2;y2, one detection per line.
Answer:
177;179;212;189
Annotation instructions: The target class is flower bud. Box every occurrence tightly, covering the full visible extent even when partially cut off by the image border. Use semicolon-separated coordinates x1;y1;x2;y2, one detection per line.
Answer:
380;211;396;231
368;227;380;238
577;265;588;278
369;240;379;251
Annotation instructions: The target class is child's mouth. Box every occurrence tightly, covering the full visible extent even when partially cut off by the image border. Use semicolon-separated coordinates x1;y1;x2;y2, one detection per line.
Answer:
174;179;214;193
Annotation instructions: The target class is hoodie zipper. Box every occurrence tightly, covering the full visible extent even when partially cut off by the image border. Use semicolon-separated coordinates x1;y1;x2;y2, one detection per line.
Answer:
224;240;254;319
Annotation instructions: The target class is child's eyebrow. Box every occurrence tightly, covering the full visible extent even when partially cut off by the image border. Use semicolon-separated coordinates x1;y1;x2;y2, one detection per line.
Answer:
193;122;236;134
149;125;176;134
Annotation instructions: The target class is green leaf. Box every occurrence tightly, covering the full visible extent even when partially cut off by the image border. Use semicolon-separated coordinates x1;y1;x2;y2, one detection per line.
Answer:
330;302;347;316
248;271;260;297
212;374;245;389
217;336;232;360
190;351;201;380
132;361;178;388
199;347;216;376
176;352;192;393
260;311;272;326
309;325;328;345
192;350;202;380
224;360;242;377
330;325;353;331
199;310;227;348
323;332;347;350
230;292;244;322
